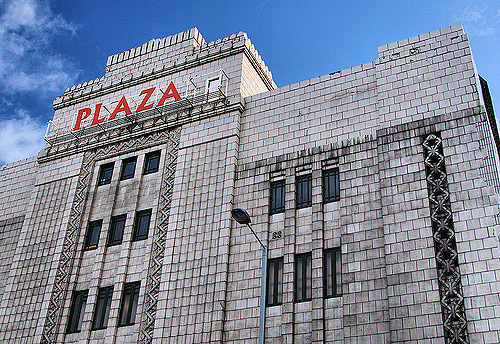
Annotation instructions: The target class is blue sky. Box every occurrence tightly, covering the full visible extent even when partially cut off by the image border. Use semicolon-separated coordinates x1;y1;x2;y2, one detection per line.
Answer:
0;0;499;164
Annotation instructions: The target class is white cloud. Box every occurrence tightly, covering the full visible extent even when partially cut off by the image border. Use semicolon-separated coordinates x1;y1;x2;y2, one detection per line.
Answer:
0;110;46;164
461;10;484;22
458;4;498;37
0;0;79;164
0;0;79;95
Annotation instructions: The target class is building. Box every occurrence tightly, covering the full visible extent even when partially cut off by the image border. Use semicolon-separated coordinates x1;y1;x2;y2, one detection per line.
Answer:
0;23;499;343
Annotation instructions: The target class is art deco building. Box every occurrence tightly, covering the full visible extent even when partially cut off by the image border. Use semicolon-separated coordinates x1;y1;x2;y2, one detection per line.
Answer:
0;24;499;343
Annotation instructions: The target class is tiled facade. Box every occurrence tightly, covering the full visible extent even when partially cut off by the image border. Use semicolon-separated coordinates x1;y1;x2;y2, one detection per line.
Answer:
0;24;499;343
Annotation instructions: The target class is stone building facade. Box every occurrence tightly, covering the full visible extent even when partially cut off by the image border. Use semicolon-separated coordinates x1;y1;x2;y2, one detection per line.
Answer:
0;24;499;343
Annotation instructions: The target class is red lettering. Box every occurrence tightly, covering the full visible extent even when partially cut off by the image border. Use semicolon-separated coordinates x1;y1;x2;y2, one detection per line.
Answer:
157;81;181;106
136;87;156;112
108;96;132;120
91;103;105;125
73;108;91;130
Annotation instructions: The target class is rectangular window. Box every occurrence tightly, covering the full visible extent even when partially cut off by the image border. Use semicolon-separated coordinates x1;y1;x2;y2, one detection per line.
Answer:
143;151;160;175
323;168;340;203
133;209;151;241
120;157;137;180
267;257;283;306
295;253;312;302
84;220;102;250
98;162;114;186
296;174;312;209
324;248;342;298
119;281;140;326
92;286;113;330
270;180;285;214
67;290;88;333
108;214;126;246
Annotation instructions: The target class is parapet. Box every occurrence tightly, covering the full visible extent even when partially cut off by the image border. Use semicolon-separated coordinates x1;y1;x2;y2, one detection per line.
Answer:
52;28;275;110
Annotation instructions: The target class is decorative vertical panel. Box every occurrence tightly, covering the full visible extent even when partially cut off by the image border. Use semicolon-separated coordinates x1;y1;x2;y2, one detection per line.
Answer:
40;128;180;344
138;129;180;343
422;133;469;344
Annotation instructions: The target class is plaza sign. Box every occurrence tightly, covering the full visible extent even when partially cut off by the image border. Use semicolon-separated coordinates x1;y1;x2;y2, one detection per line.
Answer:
73;81;181;130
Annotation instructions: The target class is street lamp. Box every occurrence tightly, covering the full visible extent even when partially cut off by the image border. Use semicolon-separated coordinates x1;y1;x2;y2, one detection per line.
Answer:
231;208;267;344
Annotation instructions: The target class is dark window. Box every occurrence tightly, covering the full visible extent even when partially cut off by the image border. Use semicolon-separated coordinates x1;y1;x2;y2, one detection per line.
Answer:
323;168;340;203
120;157;137;180
270;180;285;214
133;209;151;241
84;220;102;250
92;286;113;330
296;174;312;209
108;214;126;246
267;257;283;306
98;163;114;186
295;253;312;302
119;281;140;326
67;290;88;333
324;248;342;298
143;151;160;175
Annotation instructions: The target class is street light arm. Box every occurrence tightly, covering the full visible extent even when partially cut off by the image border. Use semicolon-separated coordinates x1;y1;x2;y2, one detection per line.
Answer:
246;223;266;250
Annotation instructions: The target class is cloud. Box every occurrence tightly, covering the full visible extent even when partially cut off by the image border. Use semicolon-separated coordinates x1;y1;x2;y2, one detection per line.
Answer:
0;110;46;164
0;0;79;95
0;0;79;164
458;4;498;37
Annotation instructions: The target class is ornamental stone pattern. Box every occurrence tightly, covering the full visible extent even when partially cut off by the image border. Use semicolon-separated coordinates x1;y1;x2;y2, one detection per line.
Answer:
40;128;180;343
423;133;468;344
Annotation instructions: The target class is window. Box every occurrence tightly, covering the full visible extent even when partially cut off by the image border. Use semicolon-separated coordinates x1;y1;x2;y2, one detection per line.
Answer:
67;290;88;333
143;151;160;175
324;248;342;298
119;282;140;326
98;162;114;186
295;253;312;302
84;220;102;250
133;209;151;241
270;180;285;214
323;168;340;203
267;257;283;306
92;286;113;330
205;76;221;97
108;214;126;246
296;174;312;209
120;157;137;180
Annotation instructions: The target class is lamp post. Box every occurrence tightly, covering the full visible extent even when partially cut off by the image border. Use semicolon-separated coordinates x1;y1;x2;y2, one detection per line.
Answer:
231;208;267;344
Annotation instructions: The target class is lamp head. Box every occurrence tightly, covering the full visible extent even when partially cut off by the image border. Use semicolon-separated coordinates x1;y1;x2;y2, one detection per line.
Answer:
231;208;251;225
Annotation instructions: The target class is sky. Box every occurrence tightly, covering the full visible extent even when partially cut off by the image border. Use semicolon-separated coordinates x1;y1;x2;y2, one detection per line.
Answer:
0;0;499;165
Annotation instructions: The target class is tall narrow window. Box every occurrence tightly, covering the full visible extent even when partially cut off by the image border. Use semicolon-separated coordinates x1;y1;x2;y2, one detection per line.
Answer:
324;248;342;298
92;286;113;330
295;253;312;302
98;162;114;186
296;174;312;209
143;151;160;175
133;209;151;241
323;168;340;203
108;214;126;246
84;220;102;250
119;281;140;326
120;157;137;180
67;290;88;333
270;180;285;214
267;257;283;306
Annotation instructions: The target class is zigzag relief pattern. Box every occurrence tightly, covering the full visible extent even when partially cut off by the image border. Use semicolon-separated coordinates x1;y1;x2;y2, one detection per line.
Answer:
139;128;180;343
423;133;469;344
40;128;178;344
